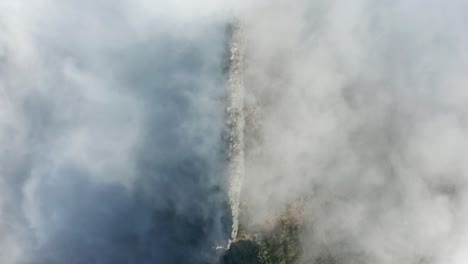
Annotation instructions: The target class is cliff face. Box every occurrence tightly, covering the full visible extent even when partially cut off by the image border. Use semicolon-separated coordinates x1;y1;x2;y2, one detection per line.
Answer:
223;23;302;264
226;22;246;245
223;21;337;264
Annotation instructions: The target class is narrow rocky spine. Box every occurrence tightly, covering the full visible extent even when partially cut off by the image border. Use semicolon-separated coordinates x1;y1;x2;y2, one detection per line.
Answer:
227;23;245;247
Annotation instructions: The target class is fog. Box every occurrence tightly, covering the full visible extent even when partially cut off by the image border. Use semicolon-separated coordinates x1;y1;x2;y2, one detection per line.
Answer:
238;1;468;263
0;1;234;263
1;1;468;263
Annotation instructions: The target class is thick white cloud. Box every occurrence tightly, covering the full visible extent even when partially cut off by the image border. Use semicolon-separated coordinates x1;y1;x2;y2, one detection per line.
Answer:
238;1;468;263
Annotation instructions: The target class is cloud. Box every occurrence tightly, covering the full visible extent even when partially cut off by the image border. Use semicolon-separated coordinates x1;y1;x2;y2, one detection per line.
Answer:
3;1;468;263
0;0;234;263
237;1;468;263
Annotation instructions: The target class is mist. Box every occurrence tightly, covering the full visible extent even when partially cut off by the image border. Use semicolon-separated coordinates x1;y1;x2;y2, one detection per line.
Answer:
1;1;468;264
0;1;236;263
238;1;468;263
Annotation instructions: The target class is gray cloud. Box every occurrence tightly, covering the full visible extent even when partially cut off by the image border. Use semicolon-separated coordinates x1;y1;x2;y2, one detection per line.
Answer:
0;1;235;263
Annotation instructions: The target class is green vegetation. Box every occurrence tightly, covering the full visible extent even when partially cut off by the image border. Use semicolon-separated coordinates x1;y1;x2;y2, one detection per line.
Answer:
222;206;302;264
256;208;302;264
